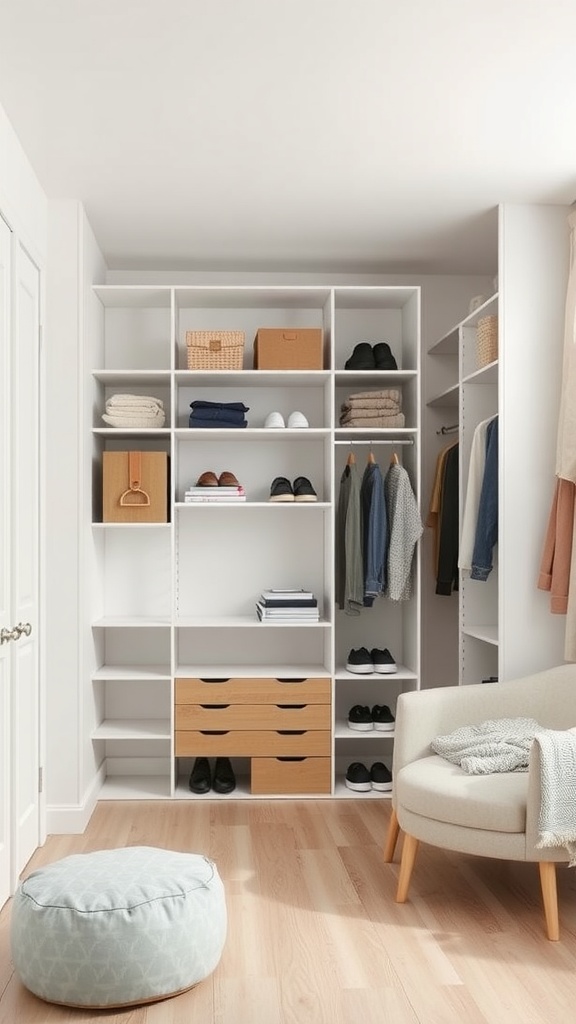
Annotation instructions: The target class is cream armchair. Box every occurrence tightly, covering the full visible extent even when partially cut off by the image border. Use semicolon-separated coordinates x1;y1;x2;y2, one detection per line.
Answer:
383;664;576;940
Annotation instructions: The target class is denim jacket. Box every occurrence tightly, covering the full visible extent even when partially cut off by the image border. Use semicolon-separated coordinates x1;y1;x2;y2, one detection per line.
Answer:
470;416;498;581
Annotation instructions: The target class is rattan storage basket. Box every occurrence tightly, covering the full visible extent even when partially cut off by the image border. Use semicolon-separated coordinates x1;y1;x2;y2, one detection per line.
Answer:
475;315;498;368
186;330;245;370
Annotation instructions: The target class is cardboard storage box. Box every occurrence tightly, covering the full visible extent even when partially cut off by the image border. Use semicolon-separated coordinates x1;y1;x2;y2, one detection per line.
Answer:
253;328;324;370
102;450;168;523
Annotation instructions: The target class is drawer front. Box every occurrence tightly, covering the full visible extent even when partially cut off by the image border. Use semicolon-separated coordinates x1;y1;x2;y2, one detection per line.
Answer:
175;677;330;705
175;703;330;731
175;729;331;757
251;757;332;795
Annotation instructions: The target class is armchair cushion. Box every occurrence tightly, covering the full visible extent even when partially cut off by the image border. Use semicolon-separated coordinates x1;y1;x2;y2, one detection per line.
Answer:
397;755;528;833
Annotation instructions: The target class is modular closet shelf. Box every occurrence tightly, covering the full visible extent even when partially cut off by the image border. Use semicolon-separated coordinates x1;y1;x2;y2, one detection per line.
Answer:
335;664;417;680
334;780;391;800
92;616;171;628
174;615;331;628
174;664;331;678
98;777;172;800
92;665;171;680
174;369;331;387
93;428;171;437
174;428;330;442
462;625;499;645
462;361;498;385
334;430;417;443
174;502;331;510
92;719;171;740
334;723;396;740
334;370;417;388
92;369;172;386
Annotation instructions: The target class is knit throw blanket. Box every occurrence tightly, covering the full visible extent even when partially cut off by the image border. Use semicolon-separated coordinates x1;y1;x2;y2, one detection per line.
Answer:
431;718;576;864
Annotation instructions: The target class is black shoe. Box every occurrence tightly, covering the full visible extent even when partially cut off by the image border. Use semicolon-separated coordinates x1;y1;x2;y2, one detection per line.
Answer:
373;342;398;370
189;757;211;794
370;648;397;673
293;476;317;502
213;756;236;794
345;762;371;792
347;705;373;731
269;476;294;502
344;343;376;370
371;705;395;732
346;647;373;674
370;762;393;792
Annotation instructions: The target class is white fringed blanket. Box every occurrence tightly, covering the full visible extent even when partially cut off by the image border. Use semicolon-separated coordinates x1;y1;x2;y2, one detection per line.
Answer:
533;729;576;866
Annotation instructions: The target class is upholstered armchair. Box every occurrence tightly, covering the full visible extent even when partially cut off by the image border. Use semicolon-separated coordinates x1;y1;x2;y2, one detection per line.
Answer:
383;664;576;940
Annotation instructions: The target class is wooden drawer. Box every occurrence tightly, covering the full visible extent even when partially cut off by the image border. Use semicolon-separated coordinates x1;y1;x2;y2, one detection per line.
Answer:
251;757;332;795
175;677;330;705
175;703;330;731
174;729;330;757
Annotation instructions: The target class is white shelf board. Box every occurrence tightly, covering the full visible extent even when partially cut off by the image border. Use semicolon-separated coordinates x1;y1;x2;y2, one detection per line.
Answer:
334;370;417;388
462;360;498;385
174;777;252;799
428;327;459;355
333;779;391;799
92;369;171;385
334;428;417;443
174;501;331;510
462;625;499;645
174;428;330;442
428;293;498;354
333;285;419;309
92;616;171;628
175;369;331;387
92;665;171;681
92;719;170;740
174;285;332;309
93;285;172;308
93;427;171;437
98;775;172;800
427;383;459;408
334;723;396;739
92;522;171;529
174;616;330;628
174;664;331;678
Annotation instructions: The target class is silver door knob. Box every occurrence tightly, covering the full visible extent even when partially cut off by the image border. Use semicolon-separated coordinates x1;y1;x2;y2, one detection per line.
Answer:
16;622;32;637
1;626;20;644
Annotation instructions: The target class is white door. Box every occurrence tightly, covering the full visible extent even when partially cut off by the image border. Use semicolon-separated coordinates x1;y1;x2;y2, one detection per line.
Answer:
0;216;12;907
0;224;41;906
11;243;40;882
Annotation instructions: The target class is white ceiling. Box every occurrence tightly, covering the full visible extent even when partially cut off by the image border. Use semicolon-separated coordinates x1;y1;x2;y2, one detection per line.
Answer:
1;0;575;274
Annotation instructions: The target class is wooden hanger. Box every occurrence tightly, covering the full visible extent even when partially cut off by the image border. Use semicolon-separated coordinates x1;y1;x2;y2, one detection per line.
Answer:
390;451;399;465
346;449;355;466
367;450;376;464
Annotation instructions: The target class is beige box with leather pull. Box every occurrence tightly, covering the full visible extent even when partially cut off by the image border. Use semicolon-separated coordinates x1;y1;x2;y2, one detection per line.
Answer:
102;451;168;523
253;328;324;370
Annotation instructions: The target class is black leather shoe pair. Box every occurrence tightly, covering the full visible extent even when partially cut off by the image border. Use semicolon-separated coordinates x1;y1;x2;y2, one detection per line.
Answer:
269;476;318;502
189;756;236;794
344;342;398;370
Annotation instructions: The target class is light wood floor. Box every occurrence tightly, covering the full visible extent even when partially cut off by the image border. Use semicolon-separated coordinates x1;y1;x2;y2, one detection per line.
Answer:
2;799;576;1024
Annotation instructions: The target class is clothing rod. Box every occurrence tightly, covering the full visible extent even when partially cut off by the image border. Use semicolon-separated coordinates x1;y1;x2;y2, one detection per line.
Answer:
436;424;459;435
334;439;414;446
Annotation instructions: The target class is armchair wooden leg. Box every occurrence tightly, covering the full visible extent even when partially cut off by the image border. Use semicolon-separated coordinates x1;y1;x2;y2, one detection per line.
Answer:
539;861;560;941
383;807;400;863
396;833;419;903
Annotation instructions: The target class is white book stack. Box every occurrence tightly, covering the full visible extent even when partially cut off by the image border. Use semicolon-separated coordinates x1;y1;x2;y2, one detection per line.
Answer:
184;486;246;503
256;588;320;623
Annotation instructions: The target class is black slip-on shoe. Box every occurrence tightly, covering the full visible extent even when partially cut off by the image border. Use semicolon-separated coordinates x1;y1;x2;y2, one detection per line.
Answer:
344;343;376;370
371;647;397;673
370;762;393;792
346;647;373;674
347;705;374;731
345;762;372;792
371;705;395;731
269;476;294;501
293;476;317;502
189;757;211;794
373;342;398;370
213;756;236;794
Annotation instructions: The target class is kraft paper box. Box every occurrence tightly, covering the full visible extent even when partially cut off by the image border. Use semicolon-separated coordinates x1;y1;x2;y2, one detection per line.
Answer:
102;451;168;523
253;328;324;370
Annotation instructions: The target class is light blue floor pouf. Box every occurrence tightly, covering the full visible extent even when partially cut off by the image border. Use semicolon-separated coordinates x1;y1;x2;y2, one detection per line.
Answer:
10;846;227;1008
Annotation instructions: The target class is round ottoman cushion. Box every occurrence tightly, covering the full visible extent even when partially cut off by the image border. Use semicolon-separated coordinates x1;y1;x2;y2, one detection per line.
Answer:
10;846;227;1008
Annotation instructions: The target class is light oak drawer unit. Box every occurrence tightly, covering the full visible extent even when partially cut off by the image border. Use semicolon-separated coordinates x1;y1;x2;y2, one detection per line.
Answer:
175;677;330;705
251;757;331;795
175;703;330;731
174;729;330;757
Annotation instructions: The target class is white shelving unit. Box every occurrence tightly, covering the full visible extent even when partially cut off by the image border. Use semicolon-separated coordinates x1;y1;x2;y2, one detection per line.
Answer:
88;284;422;798
426;204;570;686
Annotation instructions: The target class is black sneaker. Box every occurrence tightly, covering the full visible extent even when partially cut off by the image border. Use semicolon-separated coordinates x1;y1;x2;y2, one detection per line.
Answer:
293;476;318;502
347;705;373;731
213;756;236;794
189;756;211;794
344;343;376;370
346;648;373;674
370;762;393;792
371;705;395;732
269;476;294;502
371;648;397;673
345;762;371;792
373;342;398;370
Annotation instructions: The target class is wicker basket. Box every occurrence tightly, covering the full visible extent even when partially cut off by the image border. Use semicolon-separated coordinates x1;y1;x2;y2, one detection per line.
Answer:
186;331;245;370
475;315;498;368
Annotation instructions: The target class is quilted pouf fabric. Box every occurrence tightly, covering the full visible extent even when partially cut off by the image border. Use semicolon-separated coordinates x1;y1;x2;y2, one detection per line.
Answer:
10;846;227;1008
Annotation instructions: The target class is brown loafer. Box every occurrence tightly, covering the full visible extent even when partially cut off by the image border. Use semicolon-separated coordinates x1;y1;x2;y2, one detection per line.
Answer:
218;471;240;487
196;470;219;487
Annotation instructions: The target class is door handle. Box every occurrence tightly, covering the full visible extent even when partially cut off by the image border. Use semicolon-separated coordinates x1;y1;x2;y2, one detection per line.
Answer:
0;622;32;644
16;622;32;637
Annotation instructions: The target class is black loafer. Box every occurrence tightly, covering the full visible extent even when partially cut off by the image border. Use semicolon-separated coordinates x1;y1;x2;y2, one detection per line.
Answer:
344;343;376;370
373;342;398;370
293;476;317;502
189;757;211;794
269;476;294;501
213;757;236;794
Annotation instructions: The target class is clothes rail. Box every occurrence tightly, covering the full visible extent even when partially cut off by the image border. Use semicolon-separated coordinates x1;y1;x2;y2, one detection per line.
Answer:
334;439;414;446
436;424;459;435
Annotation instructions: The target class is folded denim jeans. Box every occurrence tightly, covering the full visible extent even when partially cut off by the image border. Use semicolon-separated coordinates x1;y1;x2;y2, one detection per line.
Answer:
188;415;247;428
190;401;249;413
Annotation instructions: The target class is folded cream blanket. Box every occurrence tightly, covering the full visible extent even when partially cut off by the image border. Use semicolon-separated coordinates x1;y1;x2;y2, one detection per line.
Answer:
340;413;406;428
341;399;401;414
106;394;164;410
345;389;402;403
431;717;541;774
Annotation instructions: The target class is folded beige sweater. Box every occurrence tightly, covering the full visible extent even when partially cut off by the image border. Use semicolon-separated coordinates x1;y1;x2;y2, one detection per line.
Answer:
340;412;406;428
345;389;402;403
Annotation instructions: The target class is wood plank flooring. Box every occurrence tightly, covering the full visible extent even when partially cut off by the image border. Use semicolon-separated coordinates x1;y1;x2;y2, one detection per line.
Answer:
1;799;576;1023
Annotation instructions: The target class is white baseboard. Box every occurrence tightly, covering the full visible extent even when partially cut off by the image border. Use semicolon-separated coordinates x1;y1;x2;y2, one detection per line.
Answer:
45;764;105;834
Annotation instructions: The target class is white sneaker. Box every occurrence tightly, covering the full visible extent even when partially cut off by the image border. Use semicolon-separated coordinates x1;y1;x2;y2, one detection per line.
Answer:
287;411;309;428
264;411;285;428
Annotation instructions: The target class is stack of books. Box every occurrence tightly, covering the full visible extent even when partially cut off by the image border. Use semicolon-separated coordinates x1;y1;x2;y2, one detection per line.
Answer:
184;484;246;503
256;589;320;623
